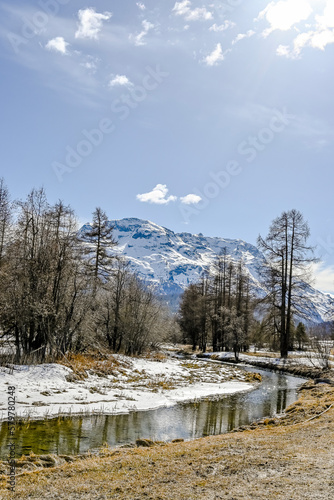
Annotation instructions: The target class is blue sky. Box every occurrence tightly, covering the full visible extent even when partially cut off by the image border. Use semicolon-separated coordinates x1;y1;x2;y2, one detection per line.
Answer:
1;0;334;293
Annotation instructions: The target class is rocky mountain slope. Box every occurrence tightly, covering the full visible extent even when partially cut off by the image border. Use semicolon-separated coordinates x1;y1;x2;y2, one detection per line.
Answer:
79;218;334;323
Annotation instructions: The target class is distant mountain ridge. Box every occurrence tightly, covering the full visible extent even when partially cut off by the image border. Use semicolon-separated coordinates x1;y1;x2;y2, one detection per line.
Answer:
79;218;334;323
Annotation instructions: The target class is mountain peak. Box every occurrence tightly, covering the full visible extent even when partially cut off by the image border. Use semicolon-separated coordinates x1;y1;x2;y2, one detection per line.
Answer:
80;218;333;323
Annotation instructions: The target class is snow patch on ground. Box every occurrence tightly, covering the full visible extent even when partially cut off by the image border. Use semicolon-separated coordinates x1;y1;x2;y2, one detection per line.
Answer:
0;357;254;421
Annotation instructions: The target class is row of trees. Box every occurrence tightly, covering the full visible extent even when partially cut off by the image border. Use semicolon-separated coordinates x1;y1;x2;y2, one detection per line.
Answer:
179;209;332;359
179;254;253;360
0;180;176;363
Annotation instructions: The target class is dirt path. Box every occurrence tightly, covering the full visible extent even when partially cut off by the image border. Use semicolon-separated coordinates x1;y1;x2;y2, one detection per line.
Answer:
1;381;334;499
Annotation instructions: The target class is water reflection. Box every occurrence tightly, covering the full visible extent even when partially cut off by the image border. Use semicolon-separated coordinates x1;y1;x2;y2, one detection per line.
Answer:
0;366;305;459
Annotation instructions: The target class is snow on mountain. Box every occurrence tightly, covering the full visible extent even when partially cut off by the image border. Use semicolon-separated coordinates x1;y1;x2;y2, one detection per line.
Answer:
79;218;334;323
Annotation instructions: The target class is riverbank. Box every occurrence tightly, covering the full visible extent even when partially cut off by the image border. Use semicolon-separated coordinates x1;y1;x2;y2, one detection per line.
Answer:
0;353;258;422
196;350;334;380
1;379;333;499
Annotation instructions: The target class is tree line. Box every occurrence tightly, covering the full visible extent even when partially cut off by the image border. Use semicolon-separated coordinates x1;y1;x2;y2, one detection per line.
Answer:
179;252;253;360
0;179;176;363
179;209;333;359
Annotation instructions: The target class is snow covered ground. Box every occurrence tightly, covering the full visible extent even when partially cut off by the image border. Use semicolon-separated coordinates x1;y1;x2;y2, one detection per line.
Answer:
0;356;254;421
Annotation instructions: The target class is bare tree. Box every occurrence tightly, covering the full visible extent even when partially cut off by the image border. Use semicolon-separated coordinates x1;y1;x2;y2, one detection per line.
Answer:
0;178;11;266
97;258;130;351
0;189;90;361
258;209;317;358
306;324;333;370
122;276;161;356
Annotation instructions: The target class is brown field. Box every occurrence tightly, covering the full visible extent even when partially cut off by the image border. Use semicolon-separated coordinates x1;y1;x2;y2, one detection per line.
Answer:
1;380;334;500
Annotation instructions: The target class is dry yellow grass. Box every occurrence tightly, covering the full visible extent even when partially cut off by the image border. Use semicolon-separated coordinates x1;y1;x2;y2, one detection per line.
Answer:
59;352;254;392
1;381;333;499
143;352;168;362
242;351;280;358
58;352;131;380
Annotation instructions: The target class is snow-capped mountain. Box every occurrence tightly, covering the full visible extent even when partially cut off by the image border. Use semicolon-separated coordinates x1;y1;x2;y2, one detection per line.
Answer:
79;218;334;323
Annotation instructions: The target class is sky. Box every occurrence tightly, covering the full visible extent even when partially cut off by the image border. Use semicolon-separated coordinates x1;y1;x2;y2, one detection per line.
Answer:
0;0;334;293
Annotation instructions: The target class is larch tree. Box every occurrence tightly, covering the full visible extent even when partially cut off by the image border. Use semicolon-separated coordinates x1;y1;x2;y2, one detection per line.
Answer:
211;249;228;352
257;209;316;358
0;178;11;266
179;255;254;357
80;208;117;293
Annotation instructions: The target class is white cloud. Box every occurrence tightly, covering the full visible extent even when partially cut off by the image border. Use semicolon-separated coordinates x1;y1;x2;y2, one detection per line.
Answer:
45;37;69;55
75;8;112;39
172;0;190;17
136;185;202;206
209;21;235;32
79;55;100;73
180;194;202;205
310;29;334;50
312;262;334;295
276;44;291;57
131;19;155;46
172;1;213;21
316;1;334;30
81;62;97;72
232;30;255;45
136;2;146;10
109;75;133;88
204;43;226;66
257;0;313;37
257;0;334;58
136;184;177;205
277;28;334;59
292;31;313;56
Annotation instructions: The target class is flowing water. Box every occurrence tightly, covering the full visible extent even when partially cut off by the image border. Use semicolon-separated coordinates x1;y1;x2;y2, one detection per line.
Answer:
0;365;305;459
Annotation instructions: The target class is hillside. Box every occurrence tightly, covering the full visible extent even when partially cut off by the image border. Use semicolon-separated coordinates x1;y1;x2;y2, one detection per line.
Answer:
79;218;334;323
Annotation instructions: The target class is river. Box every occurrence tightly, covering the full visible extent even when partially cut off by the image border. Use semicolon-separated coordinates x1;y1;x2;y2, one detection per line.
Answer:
0;365;306;459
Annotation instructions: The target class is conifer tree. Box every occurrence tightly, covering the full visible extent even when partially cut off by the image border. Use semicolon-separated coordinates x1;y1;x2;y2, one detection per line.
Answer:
0;178;11;266
258;209;316;358
81;207;117;291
